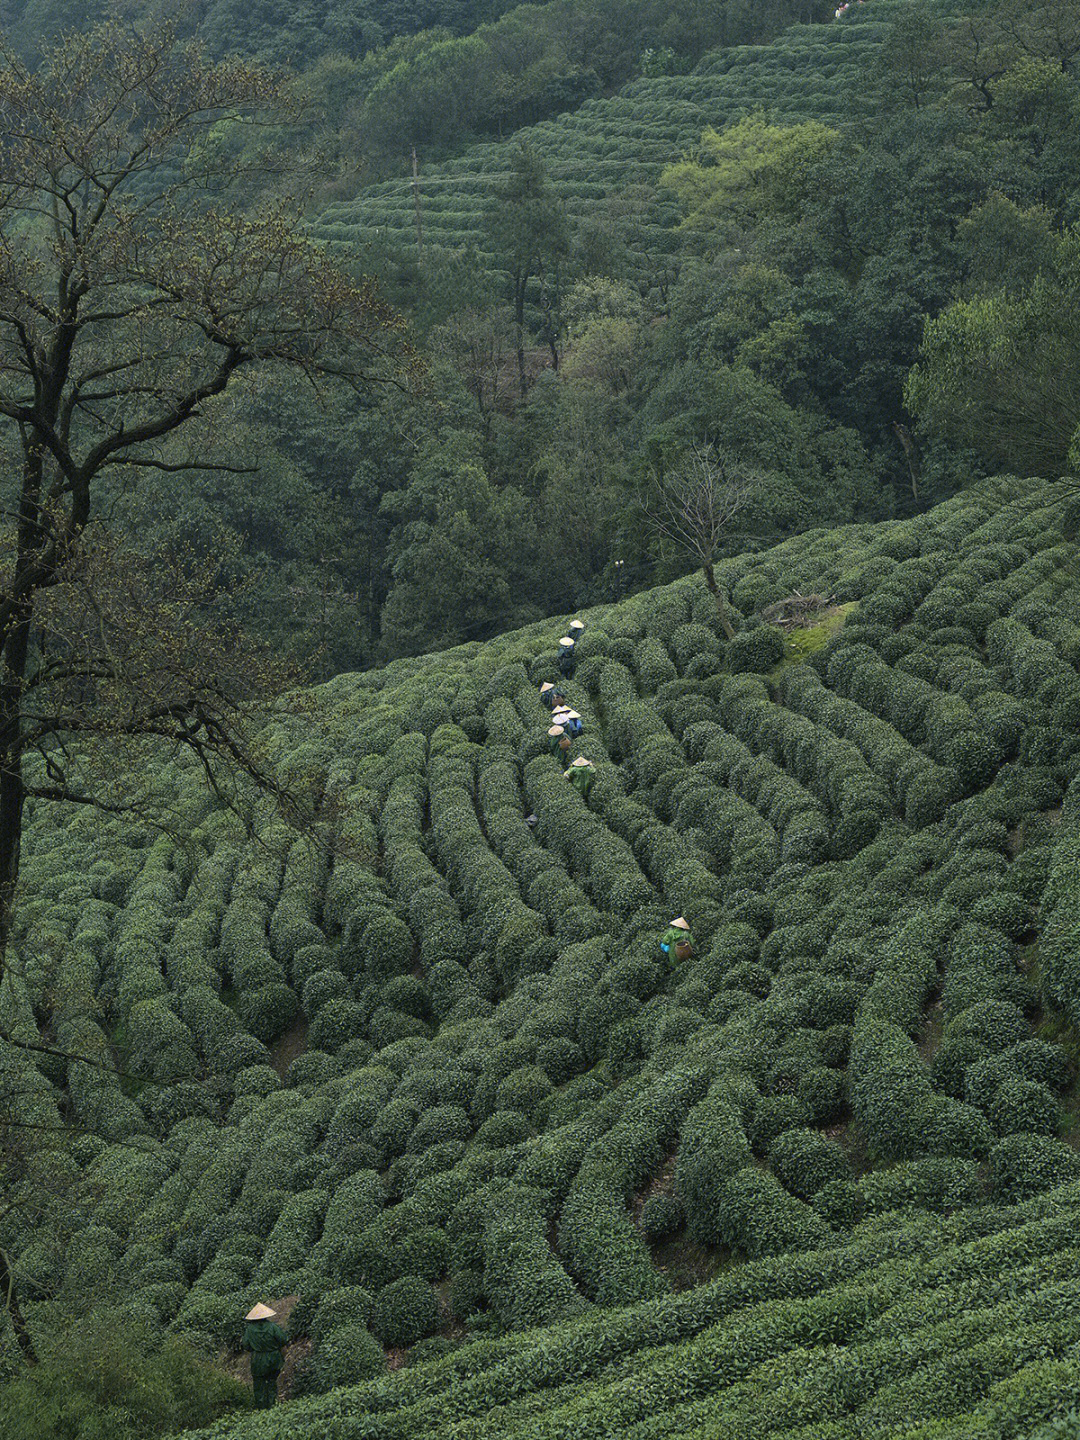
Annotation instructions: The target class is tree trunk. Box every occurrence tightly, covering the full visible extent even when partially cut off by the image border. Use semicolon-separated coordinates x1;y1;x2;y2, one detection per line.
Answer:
893;422;920;500
515;273;527;400
0;617;29;968
702;561;736;641
0;1247;35;1364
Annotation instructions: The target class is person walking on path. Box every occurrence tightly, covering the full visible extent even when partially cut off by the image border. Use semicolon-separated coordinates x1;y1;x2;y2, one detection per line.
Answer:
566;757;595;798
540;682;556;710
659;916;695;966
557;636;576;678
243;1303;288;1409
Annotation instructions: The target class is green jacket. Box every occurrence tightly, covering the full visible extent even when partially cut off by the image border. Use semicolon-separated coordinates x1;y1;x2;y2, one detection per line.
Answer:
548;734;571;767
660;926;694;959
567;767;593;798
243;1321;288;1378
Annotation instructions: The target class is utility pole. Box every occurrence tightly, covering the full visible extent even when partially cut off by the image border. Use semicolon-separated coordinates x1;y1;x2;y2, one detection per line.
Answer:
412;147;424;264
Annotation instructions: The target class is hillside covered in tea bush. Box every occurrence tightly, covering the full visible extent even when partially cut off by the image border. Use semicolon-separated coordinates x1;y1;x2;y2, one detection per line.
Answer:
312;6;895;279
7;475;1080;1435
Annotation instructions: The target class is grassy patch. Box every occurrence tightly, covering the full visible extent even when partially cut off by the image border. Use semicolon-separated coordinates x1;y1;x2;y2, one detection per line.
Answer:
774;601;858;670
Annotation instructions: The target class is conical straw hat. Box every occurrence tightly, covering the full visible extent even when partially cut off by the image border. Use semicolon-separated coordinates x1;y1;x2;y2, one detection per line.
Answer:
540;682;554;693
565;711;581;720
547;725;565;736
558;636;574;647
571;757;593;768
570;620;585;631
671;917;690;930
246;1303;277;1321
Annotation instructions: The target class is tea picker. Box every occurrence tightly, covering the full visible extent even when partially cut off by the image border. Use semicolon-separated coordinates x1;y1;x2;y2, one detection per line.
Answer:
659;916;695;965
243;1303;288;1409
566;757;595;798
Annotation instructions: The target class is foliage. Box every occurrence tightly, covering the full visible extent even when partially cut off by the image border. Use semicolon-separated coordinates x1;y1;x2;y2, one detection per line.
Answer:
0;1317;246;1440
8;0;1080;1422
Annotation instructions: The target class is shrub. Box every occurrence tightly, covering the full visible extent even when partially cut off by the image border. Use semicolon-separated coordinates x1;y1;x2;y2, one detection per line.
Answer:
475;1110;531;1148
406;1106;472;1155
717;1167;833;1257
640;1194;684;1242
728;626;785;674
970;891;1032;939
536;1037;584;1084
859;1157;982;1214
407;1335;458;1365
370;1276;439;1348
236;983;297;1044
812;1178;864;1229
369;1006;427;1050
0;1317;247;1440
748;1095;812;1156
232;1065;280;1098
676;1083;753;1243
309;1287;374;1346
945;999;1029;1052
817;1025;851;1068
495;1066;554;1117
984;1071;1060;1138
482;1187;590;1331
309;998;366;1052
558;1173;666;1307
301;970;351;1016
285;1051;335;1087
448;1268;484;1319
932;1034;988;1098
1010;1039;1072;1093
988;1134;1080;1202
769;1129;849;1200
797;1067;844;1123
636;636;677;690
308;1324;385;1390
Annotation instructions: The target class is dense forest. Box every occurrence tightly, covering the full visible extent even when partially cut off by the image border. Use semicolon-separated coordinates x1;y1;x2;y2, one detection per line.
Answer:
7;0;1078;677
4;0;1080;1436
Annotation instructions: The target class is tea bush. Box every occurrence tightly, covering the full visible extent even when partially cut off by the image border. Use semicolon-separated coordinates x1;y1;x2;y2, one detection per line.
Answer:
13;475;1080;1434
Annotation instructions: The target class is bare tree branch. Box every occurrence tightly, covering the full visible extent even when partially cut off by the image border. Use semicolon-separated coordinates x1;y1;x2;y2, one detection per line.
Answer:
643;443;760;640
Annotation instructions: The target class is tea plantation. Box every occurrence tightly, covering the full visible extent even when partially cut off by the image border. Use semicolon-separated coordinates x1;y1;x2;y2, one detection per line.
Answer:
312;0;950;283
8;474;1080;1436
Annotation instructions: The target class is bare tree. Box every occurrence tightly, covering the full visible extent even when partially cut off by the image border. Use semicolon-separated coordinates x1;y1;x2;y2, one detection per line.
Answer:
643;444;759;640
0;23;409;992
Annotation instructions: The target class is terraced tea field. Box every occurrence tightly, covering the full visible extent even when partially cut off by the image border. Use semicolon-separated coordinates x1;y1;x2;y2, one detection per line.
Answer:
312;0;944;282
6;476;1080;1436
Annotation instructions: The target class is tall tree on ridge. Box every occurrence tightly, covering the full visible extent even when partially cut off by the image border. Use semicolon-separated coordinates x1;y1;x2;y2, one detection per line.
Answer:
0;24;407;996
486;143;569;397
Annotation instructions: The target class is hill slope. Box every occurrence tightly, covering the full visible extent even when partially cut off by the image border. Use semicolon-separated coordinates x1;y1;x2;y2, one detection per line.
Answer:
312;1;938;279
184;1180;1080;1439
6;476;1080;1434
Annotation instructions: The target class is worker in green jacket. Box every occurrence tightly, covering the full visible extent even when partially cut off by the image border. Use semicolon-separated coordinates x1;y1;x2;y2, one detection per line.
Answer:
243;1303;288;1409
566;757;595;798
659;916;695;966
548;723;571;768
